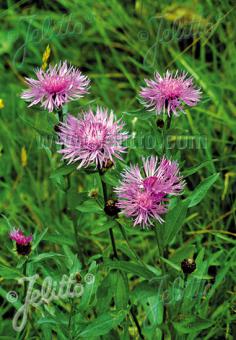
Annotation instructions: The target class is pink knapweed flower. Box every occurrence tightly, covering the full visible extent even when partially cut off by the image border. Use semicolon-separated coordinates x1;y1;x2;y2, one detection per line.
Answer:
57;107;128;169
115;156;184;227
21;61;90;112
140;71;201;116
9;229;32;245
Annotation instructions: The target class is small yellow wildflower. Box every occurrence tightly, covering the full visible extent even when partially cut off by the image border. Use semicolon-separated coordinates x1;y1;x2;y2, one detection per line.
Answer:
42;45;51;71
0;99;4;109
21;146;27;167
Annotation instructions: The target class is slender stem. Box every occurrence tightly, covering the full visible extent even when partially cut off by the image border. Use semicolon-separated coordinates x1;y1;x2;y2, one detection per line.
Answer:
68;298;75;339
56;106;84;266
57;107;63;123
98;172;144;339
71;212;85;267
166;114;172;130
99;169;108;201
117;220;145;266
23;259;28;300
130;306;144;339
154;227;168;340
99;170;118;258
154;227;163;259
109;228;118;259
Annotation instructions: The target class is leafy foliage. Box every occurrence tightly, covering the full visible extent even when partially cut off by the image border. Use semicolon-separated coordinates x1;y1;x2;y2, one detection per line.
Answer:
0;1;235;339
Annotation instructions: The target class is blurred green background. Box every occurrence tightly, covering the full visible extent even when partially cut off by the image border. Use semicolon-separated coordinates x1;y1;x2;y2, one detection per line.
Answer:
0;0;236;339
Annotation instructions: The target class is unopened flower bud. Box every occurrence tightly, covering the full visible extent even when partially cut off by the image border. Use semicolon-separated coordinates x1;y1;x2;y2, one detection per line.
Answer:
156;119;165;129
181;258;196;274
104;199;120;217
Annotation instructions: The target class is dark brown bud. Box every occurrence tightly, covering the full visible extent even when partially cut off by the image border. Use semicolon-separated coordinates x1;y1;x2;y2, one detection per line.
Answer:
208;265;217;284
99;159;114;174
54;124;61;133
104;199;120;217
156;119;165;129
16;242;31;256
89;189;99;199
75;272;82;283
181;258;196;274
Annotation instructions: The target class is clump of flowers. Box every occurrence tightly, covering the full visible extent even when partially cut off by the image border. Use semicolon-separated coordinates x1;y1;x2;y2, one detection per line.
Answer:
140;70;201;116
9;229;33;256
56;107;128;169
115;156;184;227
21;61;90;112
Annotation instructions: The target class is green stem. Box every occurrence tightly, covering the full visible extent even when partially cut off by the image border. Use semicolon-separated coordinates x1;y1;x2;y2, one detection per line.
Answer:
154;227;163;260
99;169;108;201
56;106;84;266
130;307;144;339
57;107;63;123
98;172;144;339
98;170;118;258
154;227;168;340
68;298;75;339
117;220;145;265
23;259;28;300
109;227;118;259
71;212;85;267
161;114;172;154
166;114;172;130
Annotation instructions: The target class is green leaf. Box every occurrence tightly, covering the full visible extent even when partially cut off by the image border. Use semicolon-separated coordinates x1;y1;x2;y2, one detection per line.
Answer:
33;228;48;250
182;160;212;177
50;163;78;179
78;311;127;338
91;219;117;234
173;317;213;334
162;200;189;246
0;265;22;280
104;259;158;280
103;171;119;186
170;244;196;263
77;199;103;213
186;173;219;208
67;190;89;210
30;252;64;263
160;257;181;271
114;271;129;310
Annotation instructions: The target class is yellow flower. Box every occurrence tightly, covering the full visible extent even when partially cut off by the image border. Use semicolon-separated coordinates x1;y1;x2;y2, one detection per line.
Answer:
0;99;4;109
21;146;27;167
42;45;51;71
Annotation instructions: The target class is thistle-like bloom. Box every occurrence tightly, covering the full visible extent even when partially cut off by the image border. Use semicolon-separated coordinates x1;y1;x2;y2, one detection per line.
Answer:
9;229;32;245
115;156;184;227
21;61;90;112
57;107;128;169
140;71;201;116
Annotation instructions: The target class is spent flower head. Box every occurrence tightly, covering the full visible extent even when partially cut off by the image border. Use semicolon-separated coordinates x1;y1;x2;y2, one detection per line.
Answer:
140;70;201;116
115;156;185;227
57;107;128;169
21;61;90;112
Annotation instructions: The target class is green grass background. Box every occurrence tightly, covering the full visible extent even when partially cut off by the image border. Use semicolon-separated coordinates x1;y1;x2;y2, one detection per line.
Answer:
0;0;236;339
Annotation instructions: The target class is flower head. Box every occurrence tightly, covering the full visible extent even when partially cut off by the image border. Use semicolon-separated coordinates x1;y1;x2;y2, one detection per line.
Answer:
140;71;201;116
57;107;128;169
9;229;32;245
21;61;90;112
115;156;184;227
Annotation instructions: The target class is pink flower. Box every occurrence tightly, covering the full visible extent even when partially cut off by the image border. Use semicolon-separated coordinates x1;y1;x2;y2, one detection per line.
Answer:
21;61;90;112
57;107;128;169
115;156;184;227
9;229;32;245
140;71;201;116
